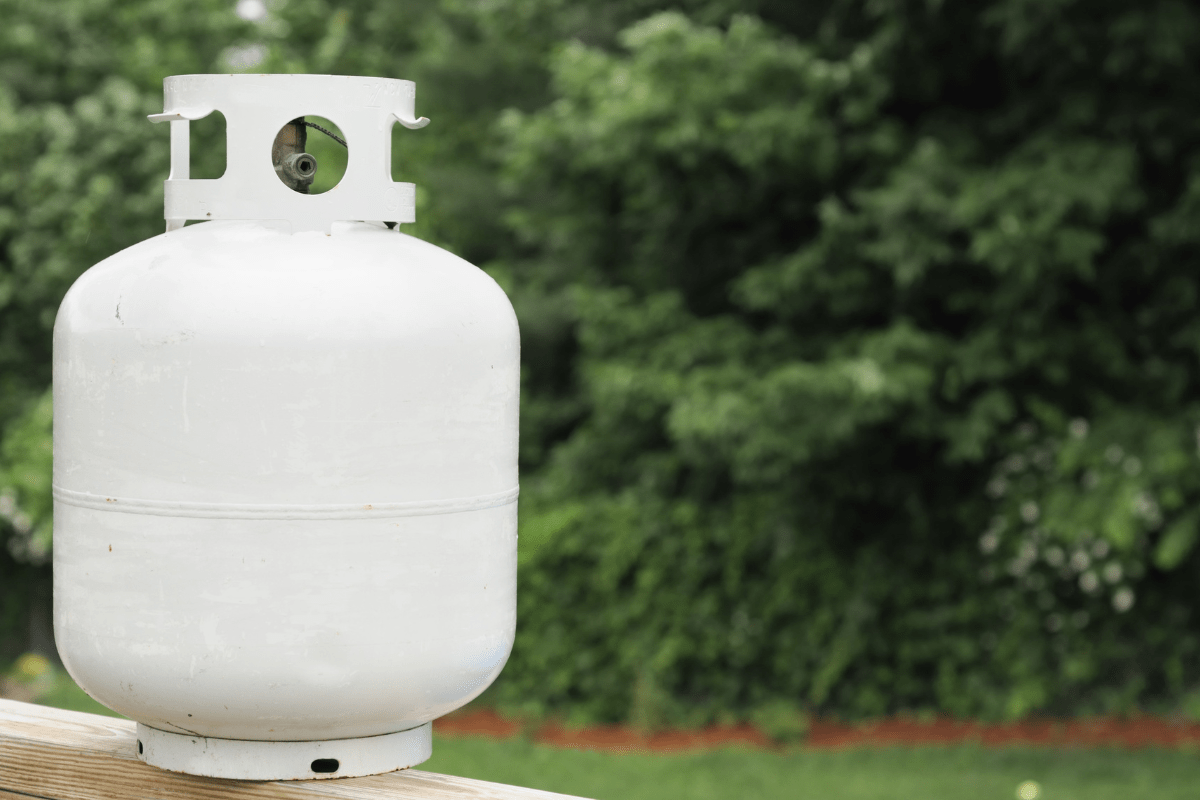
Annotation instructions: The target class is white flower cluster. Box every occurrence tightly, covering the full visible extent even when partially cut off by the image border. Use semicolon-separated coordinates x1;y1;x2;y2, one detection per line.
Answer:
979;419;1148;631
1;489;50;565
1131;490;1163;529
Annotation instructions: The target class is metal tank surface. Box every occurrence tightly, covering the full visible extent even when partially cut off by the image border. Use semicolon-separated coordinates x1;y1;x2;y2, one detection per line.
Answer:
51;75;519;781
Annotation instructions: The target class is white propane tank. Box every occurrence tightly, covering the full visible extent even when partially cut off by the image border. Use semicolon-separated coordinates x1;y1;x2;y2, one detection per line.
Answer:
51;75;519;781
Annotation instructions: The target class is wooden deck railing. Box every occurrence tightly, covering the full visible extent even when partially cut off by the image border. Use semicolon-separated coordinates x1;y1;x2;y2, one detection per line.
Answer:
0;699;590;800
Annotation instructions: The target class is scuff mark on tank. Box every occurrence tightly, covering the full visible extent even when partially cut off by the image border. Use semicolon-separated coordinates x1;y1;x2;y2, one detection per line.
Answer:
162;720;206;737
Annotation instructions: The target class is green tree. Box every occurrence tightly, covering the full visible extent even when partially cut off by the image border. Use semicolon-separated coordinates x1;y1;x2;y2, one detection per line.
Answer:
5;0;1200;723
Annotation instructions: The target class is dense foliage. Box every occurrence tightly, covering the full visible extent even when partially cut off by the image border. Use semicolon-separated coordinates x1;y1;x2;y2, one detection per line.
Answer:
3;0;1200;722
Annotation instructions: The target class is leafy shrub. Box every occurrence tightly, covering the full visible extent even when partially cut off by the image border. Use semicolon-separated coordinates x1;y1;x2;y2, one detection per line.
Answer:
486;5;1200;722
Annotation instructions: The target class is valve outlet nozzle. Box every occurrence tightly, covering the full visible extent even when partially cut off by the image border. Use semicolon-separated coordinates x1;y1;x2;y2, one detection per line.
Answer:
282;152;318;185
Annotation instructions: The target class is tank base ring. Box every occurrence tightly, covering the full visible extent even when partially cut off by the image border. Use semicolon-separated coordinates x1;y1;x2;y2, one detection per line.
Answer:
135;721;432;780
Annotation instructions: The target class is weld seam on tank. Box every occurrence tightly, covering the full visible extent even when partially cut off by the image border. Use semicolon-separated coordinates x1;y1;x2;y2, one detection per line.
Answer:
52;484;518;520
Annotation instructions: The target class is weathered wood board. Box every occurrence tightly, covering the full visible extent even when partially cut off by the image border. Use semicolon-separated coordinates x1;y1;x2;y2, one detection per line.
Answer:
0;699;590;800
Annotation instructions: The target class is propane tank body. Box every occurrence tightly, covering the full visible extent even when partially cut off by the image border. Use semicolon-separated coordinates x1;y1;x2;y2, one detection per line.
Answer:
52;75;518;781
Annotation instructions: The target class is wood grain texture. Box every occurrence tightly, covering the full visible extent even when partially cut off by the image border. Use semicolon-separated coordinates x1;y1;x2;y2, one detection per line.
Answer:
0;700;589;800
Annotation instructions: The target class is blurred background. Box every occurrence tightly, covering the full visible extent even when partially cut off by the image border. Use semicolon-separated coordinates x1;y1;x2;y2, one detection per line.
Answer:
3;0;1200;760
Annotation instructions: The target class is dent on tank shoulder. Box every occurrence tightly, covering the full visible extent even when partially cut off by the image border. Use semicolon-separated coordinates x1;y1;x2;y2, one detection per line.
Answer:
54;222;254;325
57;236;172;309
68;221;275;278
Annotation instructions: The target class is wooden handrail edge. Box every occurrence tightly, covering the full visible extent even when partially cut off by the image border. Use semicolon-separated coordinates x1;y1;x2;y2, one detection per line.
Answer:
0;698;591;799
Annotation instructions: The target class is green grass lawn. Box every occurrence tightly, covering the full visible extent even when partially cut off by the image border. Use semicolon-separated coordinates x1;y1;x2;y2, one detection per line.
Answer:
424;737;1200;800
26;671;1200;800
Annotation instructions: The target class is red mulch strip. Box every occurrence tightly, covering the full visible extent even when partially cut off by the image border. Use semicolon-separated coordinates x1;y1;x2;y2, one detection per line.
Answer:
434;709;1200;753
